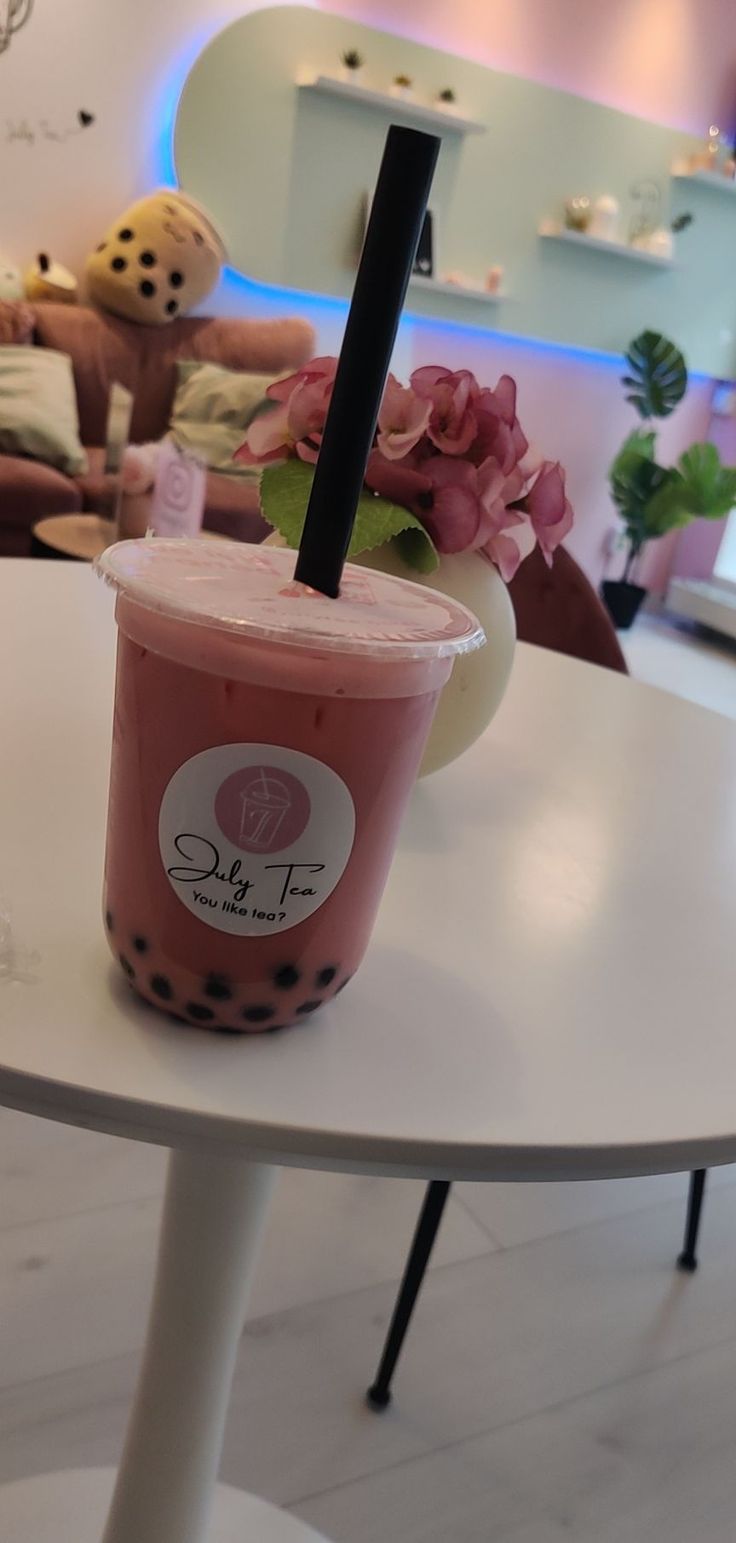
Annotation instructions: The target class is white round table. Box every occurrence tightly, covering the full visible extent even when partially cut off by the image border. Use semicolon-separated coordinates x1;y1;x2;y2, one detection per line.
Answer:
1;560;735;1541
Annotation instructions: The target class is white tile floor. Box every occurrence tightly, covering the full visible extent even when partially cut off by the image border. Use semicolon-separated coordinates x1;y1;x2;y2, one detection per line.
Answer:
2;612;736;1540
621;608;736;722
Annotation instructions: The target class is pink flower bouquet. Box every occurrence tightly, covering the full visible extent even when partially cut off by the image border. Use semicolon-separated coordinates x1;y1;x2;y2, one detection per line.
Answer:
237;359;573;579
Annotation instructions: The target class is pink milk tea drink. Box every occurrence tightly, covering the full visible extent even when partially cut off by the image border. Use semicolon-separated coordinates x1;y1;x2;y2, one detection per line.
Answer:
97;540;484;1032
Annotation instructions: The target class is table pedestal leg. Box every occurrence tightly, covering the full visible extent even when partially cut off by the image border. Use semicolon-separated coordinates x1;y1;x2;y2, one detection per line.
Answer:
102;1148;275;1543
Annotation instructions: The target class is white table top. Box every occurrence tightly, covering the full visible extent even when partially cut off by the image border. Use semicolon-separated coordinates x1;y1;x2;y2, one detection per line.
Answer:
1;561;735;1181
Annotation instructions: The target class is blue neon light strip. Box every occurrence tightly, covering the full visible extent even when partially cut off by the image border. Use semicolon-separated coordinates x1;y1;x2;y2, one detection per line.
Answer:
216;266;718;379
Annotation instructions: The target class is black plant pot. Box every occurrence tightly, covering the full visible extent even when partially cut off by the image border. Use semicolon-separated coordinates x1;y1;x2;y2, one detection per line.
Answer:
601;580;648;630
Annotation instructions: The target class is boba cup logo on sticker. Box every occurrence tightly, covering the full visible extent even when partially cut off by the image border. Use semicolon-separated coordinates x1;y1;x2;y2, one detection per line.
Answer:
159;744;355;936
214;765;311;854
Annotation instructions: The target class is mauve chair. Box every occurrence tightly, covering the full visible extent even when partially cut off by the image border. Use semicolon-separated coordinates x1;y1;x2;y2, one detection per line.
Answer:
366;545;707;1410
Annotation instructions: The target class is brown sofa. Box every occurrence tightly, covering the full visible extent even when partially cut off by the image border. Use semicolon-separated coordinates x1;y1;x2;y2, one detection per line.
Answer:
0;302;315;557
0;299;625;675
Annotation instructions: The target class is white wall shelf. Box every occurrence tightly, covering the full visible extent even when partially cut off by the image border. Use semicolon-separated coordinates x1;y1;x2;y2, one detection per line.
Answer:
671;167;736;197
538;223;674;268
299;76;486;135
409;274;505;302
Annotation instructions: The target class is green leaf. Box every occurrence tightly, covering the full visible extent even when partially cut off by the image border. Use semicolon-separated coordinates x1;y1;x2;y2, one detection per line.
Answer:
641;443;736;532
608;428;656;486
676;443;736;518
259;458;439;572
609;448;675;547
640;474;696;536
393;525;439;572
622;330;688;419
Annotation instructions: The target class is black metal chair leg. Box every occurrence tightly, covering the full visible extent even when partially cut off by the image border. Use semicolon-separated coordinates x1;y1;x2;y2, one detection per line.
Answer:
366;1179;451;1410
677;1169;707;1272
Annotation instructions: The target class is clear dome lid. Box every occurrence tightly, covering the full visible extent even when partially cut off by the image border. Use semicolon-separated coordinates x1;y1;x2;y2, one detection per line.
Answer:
96;539;486;662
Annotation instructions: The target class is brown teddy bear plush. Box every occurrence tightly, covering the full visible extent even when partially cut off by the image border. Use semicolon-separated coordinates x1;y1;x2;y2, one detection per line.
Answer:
0;299;34;343
0;255;23;301
86;190;226;326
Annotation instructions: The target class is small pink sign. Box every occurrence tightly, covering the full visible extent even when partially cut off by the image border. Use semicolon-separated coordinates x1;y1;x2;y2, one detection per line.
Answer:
150;441;206;537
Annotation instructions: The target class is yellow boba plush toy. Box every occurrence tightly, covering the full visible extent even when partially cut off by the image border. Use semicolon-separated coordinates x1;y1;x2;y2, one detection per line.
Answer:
24;252;78;304
86;190;226;325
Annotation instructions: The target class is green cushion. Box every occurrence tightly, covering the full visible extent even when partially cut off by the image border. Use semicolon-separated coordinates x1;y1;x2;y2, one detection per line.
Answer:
0;346;87;475
168;359;276;479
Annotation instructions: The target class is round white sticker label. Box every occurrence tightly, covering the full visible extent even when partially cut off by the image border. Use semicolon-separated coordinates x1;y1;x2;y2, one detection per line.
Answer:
158;744;355;936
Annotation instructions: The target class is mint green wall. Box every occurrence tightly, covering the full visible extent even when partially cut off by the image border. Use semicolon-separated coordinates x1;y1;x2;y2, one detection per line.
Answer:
175;5;736;376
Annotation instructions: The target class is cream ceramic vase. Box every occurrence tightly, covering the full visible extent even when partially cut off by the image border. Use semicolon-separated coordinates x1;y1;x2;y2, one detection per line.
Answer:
263;534;516;775
356;546;516;776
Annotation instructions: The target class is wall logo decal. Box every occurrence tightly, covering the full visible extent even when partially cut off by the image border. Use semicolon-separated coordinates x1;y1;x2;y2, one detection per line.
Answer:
5;110;96;146
0;0;33;56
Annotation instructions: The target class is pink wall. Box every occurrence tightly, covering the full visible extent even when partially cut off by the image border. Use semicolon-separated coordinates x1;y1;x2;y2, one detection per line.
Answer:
327;0;736;137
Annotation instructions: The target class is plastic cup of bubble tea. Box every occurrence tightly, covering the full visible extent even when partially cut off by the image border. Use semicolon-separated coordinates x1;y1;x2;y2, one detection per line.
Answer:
96;538;484;1032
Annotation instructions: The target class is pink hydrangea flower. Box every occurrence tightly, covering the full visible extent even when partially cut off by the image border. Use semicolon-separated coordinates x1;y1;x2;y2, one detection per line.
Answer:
376;375;431;460
419;457;487;551
471;378;529;473
364;448;432;507
236;401;291;465
480;519;535;582
524;460;575;564
416;455;526;555
410;366;479;456
235;354;574;582
236;358;337;465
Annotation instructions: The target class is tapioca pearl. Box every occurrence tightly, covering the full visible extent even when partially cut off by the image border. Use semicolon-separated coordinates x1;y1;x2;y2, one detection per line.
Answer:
150;974;173;1001
119;955;135;979
187;1002;215;1022
139;250;156;268
139;279;156;298
132;935;148;954
111;257;127;272
316;966;337;989
166;300;178;316
203;973;232;1001
241;1005;276;1024
169;270;184;288
296;999;321;1016
118;228;134;242
274;964;300;990
105;909;114;932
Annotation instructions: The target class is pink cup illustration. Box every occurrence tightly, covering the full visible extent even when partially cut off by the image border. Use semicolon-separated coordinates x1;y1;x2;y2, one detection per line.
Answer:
239;770;291;851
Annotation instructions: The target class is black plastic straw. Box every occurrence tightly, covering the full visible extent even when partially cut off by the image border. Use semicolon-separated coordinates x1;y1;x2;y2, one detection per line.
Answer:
294;125;440;597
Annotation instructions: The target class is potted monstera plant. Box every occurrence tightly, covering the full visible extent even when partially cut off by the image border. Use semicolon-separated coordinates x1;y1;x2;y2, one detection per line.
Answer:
603;330;736;628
